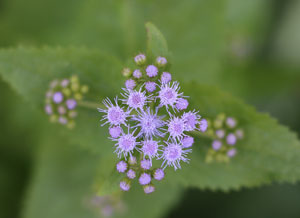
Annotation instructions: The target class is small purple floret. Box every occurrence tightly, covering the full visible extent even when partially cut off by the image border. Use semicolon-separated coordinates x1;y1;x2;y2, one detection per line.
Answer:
45;105;53;115
145;81;156;92
176;98;189;110
146;65;158;77
142;140;159;159
116;133;137;158
182;111;200;131
126;90;146;110
156;56;167;66
162;142;190;170
109;126;122;138
199;119;208;132
182;136;194;148
236;129;244;139
127;169;136;179
168;117;185;139
216;130;225;139
226;117;237;128
53;92;63;104
227;148;237;157
161;72;172;83
58;117;67;125
61;79;69;87
227;133;237;145
120;181;130;191
116;161;128;173
66;99;77;110
133;69;142;78
140;159;152;170
134;54;146;64
212;140;222;150
58;106;66;115
125;79;136;90
154;169;164;181
139;173;151;185
144;185;155;194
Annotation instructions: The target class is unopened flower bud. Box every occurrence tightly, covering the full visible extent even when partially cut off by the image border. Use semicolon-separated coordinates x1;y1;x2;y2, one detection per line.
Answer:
122;68;131;77
156;56;167;67
134;54;146;65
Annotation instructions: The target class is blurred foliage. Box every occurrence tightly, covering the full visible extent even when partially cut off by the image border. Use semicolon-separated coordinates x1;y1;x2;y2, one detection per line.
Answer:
0;0;300;218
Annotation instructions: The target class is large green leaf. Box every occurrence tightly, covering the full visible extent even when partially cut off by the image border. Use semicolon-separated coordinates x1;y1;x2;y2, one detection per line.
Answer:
165;83;300;190
1;46;300;193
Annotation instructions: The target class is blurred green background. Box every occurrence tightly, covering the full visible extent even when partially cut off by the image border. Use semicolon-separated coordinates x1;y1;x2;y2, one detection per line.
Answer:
1;0;300;218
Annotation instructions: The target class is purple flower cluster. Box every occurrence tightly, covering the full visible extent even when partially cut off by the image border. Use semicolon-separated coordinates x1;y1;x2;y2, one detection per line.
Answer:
44;75;88;128
205;113;244;163
99;54;207;194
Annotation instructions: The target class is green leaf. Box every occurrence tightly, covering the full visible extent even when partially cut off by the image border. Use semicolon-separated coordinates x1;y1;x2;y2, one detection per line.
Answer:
165;83;300;190
145;22;170;59
0;46;124;155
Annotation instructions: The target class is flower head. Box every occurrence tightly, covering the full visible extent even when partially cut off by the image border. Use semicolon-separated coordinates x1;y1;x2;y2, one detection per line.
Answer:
100;54;207;193
139;173;151;185
109;126;122;138
116;161;128;173
156;56;167;66
99;98;128;126
161;141;191;170
133;69;142;79
146;65;158;77
115;129;138;158
125;79;136;90
168;116;186;140
134;54;146;65
161;72;172;84
182;111;201;131
140;159;152;170
153;168;165;181
141;140;160;159
199;119;208;132
226;133;237;145
122;89;147;110
182;136;194;148
176;98;189;110
127;169;136;179
227;148;237;157
144;185;155;194
53;92;63;104
145;81;157;93
120;181;130;191
132;108;165;139
212;140;222;150
158;82;182;110
226;117;237;128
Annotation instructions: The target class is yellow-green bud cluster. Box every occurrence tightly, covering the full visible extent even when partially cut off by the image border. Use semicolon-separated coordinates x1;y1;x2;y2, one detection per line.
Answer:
205;113;244;163
44;75;88;128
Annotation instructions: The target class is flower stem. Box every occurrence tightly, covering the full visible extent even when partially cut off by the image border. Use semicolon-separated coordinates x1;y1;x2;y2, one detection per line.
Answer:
78;100;104;110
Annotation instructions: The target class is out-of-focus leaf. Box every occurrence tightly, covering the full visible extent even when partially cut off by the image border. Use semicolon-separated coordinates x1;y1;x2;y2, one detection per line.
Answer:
22;138;98;218
272;0;300;67
0;47;123;154
146;22;170;59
